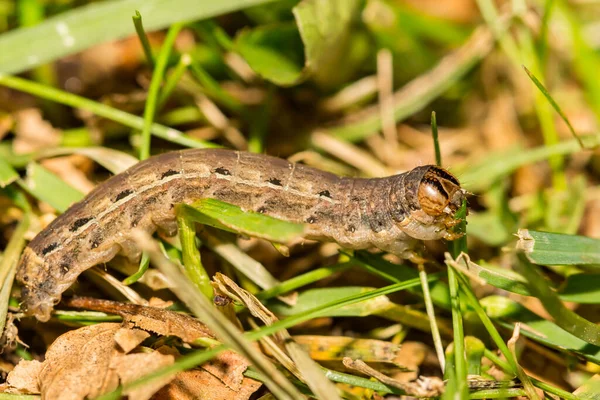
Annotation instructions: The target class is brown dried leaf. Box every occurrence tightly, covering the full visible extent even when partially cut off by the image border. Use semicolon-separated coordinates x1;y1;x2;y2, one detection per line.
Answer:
0;113;13;141
201;350;251;391
154;359;262;400
39;322;175;400
148;346;259;399
3;359;42;394
1;313;25;350
41;155;96;194
13;108;60;154
117;351;176;400
114;327;151;353
65;297;215;343
293;335;407;367
342;357;444;397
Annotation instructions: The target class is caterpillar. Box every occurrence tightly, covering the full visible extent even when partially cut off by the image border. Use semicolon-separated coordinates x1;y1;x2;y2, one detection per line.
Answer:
17;149;466;321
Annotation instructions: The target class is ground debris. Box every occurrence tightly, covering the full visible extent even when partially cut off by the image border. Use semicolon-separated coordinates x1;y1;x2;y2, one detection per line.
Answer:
1;323;175;400
155;350;262;400
64;297;215;343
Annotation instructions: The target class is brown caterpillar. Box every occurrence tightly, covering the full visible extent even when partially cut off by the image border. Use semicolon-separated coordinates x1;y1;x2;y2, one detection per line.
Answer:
17;149;466;321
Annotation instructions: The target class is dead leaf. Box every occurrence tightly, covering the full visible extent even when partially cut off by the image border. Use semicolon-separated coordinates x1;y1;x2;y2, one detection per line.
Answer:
0;113;12;141
65;297;215;343
343;357;444;397
39;322;175;400
293;335;408;367
117;351;177;400
115;327;151;353
41;155;96;194
147;346;260;399
13;108;60;154
154;363;261;400
1;313;25;350
201;350;251;391
148;297;174;308
3;359;42;394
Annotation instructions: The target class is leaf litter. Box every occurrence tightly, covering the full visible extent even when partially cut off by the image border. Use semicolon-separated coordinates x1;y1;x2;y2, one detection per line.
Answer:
64;297;216;344
4;297;263;400
8;323;175;400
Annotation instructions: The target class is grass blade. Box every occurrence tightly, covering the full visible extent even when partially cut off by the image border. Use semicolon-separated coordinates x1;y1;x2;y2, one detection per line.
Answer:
254;263;351;302
18;162;84;212
447;254;531;296
516;253;600;346
457;134;600;192
517;229;600;265
139;22;183;160
0;213;29;337
0;0;277;74
559;274;600;303
0;75;218;149
201;230;282;292
318;23;496;141
181;199;305;243
132;10;154;67
40;147;138;173
176;207;213;298
523;65;583;148
483;296;600;365
0;157;19;188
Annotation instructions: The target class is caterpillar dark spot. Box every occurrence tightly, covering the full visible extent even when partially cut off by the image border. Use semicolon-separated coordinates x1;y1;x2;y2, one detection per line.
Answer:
161;169;179;179
70;217;93;232
267;177;282;186
318;190;331;199
214;167;231;176
41;242;59;256
115;189;133;202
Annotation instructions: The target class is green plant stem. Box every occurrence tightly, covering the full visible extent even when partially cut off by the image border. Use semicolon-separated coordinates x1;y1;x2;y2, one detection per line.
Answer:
0;213;29;336
523;65;582;148
248;84;274;153
469;389;526;399
518;3;565;189
0;74;218;149
122;251;150;285
253;366;407;396
157;53;191;109
484;350;578;400
456;273;518;373
17;0;63;124
447;267;468;397
419;264;445;372
132;10;155;67
194;20;234;52
140;22;183;160
431;111;441;166
176;207;213;298
447;200;469;396
189;58;243;113
255;263;352;302
475;0;520;63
